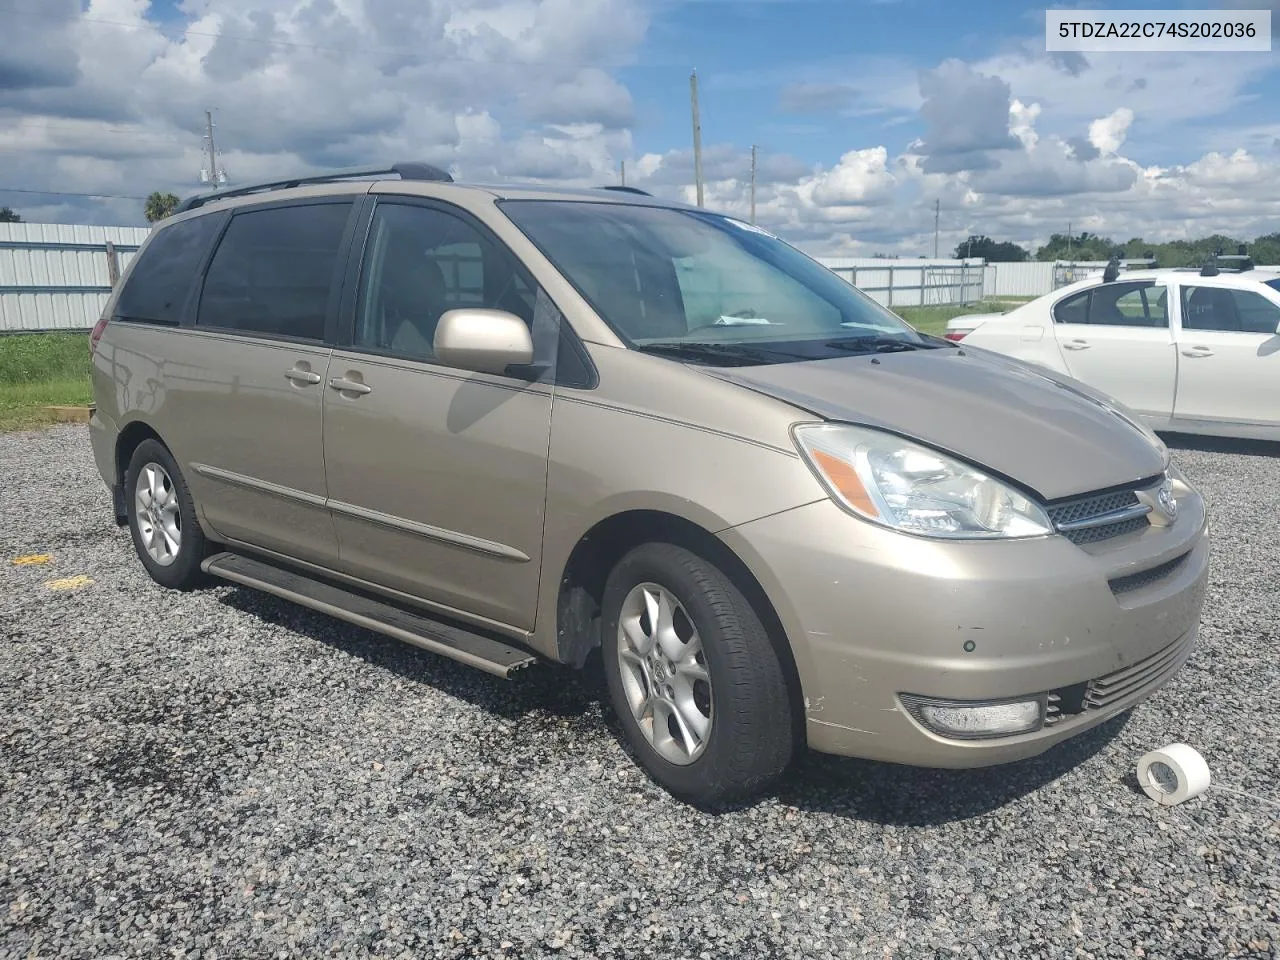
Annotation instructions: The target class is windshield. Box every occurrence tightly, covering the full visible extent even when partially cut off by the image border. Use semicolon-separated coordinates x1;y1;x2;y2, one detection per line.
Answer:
498;200;931;364
1266;278;1280;295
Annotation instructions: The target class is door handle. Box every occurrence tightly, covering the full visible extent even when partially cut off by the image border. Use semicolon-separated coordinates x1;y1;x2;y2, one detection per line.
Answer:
1061;339;1091;351
284;368;322;385
1181;346;1214;358
328;377;372;395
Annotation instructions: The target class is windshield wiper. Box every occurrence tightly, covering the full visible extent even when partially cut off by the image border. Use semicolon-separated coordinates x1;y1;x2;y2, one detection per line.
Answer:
636;341;809;366
825;335;931;354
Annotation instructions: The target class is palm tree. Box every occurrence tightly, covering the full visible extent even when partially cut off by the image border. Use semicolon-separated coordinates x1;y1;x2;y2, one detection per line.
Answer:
0;206;20;223
144;192;180;223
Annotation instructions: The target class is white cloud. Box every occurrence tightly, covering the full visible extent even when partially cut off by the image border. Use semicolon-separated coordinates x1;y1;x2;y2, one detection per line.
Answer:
1089;108;1134;156
1;1;1278;260
1009;99;1040;150
806;146;897;208
0;0;646;222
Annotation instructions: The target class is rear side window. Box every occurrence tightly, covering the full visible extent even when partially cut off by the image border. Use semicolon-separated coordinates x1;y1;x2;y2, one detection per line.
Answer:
113;214;222;325
1053;281;1168;328
1052;289;1090;325
1182;285;1280;334
197;202;353;341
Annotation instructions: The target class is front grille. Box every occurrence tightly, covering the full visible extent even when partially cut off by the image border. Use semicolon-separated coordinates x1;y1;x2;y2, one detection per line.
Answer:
1048;489;1139;526
1085;638;1189;710
1066;515;1148;545
1108;552;1189;595
1044;635;1192;726
1047;484;1154;545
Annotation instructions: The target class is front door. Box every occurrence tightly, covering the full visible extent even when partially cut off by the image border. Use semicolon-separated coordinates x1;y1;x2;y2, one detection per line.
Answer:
1173;282;1280;429
168;199;357;567
322;199;556;631
1050;279;1177;420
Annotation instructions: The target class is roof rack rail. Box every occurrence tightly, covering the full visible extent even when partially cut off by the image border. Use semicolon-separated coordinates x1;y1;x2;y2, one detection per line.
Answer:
598;185;653;196
1212;253;1255;272
173;161;453;214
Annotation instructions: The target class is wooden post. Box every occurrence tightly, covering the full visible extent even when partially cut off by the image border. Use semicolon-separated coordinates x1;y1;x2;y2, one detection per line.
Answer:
104;241;120;288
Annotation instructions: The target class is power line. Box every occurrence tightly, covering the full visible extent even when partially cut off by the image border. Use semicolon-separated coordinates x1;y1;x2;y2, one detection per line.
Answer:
0;3;660;70
0;188;149;201
0;120;189;142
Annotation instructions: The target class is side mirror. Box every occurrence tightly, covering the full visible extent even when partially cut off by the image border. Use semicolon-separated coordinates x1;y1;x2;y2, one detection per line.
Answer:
433;309;535;378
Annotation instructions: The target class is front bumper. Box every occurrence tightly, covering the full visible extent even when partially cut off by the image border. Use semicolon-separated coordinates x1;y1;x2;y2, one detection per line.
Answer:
718;486;1210;768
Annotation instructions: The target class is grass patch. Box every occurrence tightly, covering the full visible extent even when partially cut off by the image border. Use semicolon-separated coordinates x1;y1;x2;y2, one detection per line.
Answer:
0;333;93;430
895;300;1013;336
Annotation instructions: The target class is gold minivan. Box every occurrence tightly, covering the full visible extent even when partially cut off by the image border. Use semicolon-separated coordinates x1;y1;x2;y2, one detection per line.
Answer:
89;163;1210;806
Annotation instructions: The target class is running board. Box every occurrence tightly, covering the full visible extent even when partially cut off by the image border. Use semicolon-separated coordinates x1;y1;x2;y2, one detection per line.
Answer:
201;552;538;678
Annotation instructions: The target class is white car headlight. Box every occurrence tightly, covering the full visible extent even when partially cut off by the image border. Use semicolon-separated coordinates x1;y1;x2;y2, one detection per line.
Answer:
793;423;1053;539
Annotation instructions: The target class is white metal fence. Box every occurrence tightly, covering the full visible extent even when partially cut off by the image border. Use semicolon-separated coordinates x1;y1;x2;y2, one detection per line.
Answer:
981;261;1059;299
1;220;1158;334
0;223;149;333
817;258;986;307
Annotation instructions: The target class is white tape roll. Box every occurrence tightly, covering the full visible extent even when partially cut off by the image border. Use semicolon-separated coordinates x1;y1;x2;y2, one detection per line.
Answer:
1136;743;1211;806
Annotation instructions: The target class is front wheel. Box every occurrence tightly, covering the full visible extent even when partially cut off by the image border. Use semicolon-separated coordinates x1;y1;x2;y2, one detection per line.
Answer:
601;542;794;807
125;439;210;590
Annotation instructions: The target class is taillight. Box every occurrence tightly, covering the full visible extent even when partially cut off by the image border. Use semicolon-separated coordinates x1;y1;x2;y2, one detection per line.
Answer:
90;317;108;355
943;330;968;342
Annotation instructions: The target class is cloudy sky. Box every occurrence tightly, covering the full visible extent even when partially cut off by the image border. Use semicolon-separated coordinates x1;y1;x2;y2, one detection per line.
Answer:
1;0;1278;255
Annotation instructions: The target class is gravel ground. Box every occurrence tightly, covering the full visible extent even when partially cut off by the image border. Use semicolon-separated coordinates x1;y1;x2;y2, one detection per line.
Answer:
1;425;1278;960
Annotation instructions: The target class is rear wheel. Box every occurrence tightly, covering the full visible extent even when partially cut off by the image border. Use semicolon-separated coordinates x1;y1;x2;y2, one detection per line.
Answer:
601;542;794;807
125;439;209;590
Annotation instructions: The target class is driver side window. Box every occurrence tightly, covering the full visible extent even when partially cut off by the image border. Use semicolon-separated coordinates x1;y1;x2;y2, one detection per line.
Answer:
355;203;536;361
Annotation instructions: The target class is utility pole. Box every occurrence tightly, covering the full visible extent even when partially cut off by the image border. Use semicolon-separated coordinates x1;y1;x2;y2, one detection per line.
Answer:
1067;221;1072;259
690;69;704;208
933;198;940;258
200;109;227;190
620;160;626;187
750;144;757;225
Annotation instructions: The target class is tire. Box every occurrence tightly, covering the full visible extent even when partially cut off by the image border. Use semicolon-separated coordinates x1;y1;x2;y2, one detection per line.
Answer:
124;439;210;590
601;542;794;807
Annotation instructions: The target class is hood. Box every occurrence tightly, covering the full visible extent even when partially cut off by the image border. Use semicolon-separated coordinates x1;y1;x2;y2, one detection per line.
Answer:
702;346;1167;501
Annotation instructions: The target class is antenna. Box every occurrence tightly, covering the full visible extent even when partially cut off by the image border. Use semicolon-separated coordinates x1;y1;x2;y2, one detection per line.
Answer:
200;110;228;189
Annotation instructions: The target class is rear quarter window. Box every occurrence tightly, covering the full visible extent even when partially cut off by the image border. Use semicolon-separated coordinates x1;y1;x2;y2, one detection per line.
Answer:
113;214;224;325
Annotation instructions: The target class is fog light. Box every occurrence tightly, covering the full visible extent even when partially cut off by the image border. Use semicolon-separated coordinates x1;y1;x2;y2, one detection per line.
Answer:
900;694;1044;740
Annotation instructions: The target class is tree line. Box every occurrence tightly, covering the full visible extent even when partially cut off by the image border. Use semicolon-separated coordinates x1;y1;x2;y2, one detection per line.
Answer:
955;232;1280;266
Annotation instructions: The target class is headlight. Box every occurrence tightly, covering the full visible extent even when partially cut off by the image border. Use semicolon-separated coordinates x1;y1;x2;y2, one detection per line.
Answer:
793;423;1053;539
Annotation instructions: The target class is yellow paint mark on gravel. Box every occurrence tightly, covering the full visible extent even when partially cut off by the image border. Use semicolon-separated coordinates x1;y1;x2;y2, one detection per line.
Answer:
11;554;54;566
44;575;93;591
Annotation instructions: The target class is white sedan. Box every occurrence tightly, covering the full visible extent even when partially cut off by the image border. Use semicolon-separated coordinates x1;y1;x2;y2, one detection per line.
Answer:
945;268;1280;440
